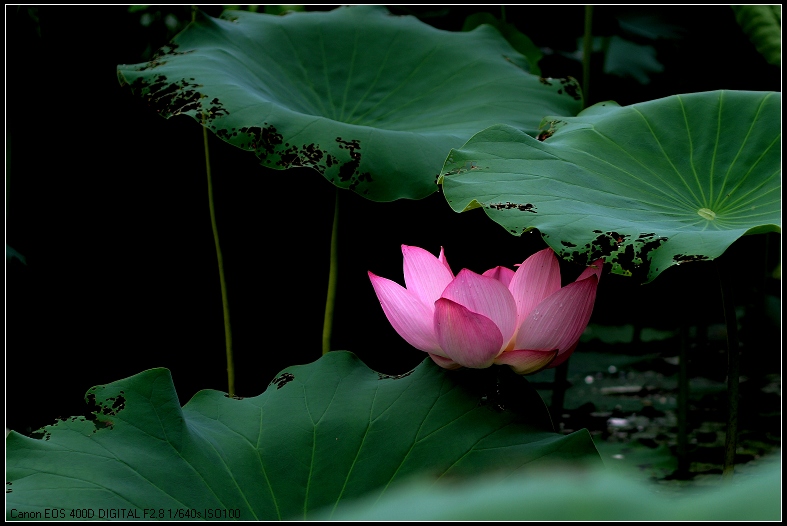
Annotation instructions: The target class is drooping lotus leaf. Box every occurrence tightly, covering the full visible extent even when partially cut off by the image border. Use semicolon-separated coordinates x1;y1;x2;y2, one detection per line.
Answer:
462;12;544;76
6;352;601;520
439;90;781;282
116;6;582;201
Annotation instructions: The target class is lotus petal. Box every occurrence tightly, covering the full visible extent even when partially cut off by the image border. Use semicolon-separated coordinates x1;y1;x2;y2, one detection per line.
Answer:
402;245;455;310
437;246;454;276
548;341;579;368
429;353;463;370
482;265;516;288
440;269;518;347
514;275;599;353
508;248;562;328
576;259;604;282
368;271;443;354
434;298;503;368
494;349;559;375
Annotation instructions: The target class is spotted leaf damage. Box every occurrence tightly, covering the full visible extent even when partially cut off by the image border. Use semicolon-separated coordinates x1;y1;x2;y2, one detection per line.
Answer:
548;231;669;281
118;70;383;197
122;74;229;120
537;76;583;102
83;388;126;433
29;389;127;440
121;67;377;195
377;370;415;380
117;6;583;201
270;372;295;389
488;202;537;213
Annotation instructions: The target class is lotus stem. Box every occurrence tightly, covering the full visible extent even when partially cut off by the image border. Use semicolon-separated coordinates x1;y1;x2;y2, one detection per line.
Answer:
322;190;339;355
203;115;235;398
677;324;690;475
717;260;739;483
551;360;569;430
582;5;593;109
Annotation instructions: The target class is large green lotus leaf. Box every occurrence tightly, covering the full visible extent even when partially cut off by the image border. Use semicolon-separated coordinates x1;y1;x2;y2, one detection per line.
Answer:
320;457;782;520
439;90;781;282
116;6;582;202
6;352;601;520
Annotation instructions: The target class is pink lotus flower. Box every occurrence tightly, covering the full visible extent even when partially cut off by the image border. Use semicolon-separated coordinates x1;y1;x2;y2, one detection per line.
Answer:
368;245;603;374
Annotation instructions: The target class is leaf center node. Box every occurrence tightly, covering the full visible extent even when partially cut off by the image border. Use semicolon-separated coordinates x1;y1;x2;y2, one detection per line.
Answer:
697;208;717;221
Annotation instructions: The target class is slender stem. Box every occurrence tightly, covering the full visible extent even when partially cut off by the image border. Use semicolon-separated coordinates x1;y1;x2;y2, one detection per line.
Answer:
500;5;507;24
192;6;234;395
582;5;594;109
677;324;690;476
322;190;339;355
551;360;569;430
203;118;235;397
717;260;739;483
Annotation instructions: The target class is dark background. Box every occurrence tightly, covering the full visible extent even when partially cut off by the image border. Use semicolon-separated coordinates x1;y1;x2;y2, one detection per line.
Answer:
6;6;780;434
